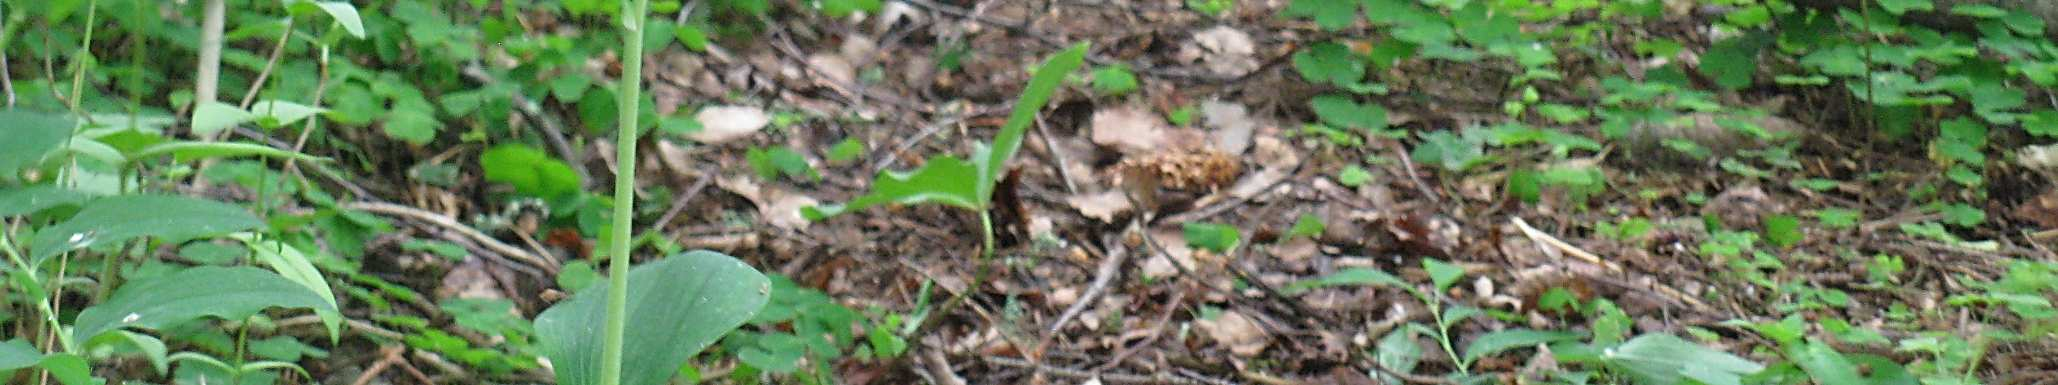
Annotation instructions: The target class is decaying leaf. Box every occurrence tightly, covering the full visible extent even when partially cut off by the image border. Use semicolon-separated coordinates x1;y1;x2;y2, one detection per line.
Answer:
690;105;771;144
1195;309;1270;356
716;175;817;230
1066;190;1134;223
1201;100;1257;155
1191;26;1258;76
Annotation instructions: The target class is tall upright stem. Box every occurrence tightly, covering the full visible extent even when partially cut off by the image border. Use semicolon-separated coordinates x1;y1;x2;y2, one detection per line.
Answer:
599;0;650;384
194;0;225;115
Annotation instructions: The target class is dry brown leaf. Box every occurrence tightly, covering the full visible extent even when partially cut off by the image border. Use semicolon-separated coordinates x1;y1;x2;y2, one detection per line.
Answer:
1066;190;1133;223
1191;26;1258;76
1195;310;1270;356
1091;106;1174;154
1201;100;1256;155
690;105;771;144
715;175;816;230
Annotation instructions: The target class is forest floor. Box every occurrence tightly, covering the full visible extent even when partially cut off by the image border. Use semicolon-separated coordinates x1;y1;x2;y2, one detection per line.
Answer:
262;1;2058;384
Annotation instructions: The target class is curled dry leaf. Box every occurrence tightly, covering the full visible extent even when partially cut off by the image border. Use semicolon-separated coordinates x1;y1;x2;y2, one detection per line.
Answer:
1066;190;1133;223
1195;309;1270;356
715;175;816;230
1190;26;1258;76
690;105;772;144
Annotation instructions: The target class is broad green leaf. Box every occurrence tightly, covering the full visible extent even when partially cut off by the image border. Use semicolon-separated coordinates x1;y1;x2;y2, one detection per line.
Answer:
0;110;74;176
1424;258;1464;292
1763;214;1802;248
39;353;92;385
1182;222;1240;253
803;155;981;220
1287;213;1325;240
248;100;327;128
480;144;583;199
1463;329;1581;364
232;234;343;343
827;138;865;163
1949;4;2006;18
86;331;170;375
0;185;93;216
1876;0;1932;14
536;251;771;385
984;43;1089;204
1091;65;1139;96
1372;327;1422;384
1411;130;1488;172
128;141;327;164
1605;334;1764;385
0;339;41;371
1793;340;1866;385
746;147;818;182
1941;203;1986;227
29;195;263;266
1294;43;1366;89
73;266;340;345
1283;0;1359;30
1701;34;1768;90
1310;95;1387;131
286;0;367;38
1283;267;1409;295
191;101;254;136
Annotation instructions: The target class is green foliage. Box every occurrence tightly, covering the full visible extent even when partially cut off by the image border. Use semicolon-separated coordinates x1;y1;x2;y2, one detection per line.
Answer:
28;195;263;266
1090;64;1140;96
1336;165;1373;187
804;43;1089;220
722;275;907;383
74;266;342;346
1286;213;1325;240
747;146;820;182
535;251;771;385
481;144;583;199
1182;222;1241;253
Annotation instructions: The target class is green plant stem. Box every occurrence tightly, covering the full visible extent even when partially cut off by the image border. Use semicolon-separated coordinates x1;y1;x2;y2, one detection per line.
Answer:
1428;301;1467;376
0;231;70;353
598;0;651;384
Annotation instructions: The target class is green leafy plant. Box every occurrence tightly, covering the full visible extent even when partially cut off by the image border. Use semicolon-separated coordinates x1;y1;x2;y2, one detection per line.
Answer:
802;43;1090;257
528;3;769;385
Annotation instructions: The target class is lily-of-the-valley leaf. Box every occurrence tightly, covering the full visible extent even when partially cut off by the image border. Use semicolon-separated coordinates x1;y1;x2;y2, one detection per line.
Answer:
72;266;342;346
535;250;771;385
28;195;264;266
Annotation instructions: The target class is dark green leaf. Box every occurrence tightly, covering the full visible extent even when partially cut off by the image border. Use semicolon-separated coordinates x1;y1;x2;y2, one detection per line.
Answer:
1463;329;1581;364
73;266;340;344
0;110;74;176
0;339;41;371
1605;334;1763;385
536;251;770;385
1283;0;1359;30
29;195;263;266
1310;95;1387;131
0;185;92;216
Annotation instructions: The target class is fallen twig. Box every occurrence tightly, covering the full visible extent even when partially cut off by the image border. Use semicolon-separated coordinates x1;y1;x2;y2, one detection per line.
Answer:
1043;240;1126;337
344;201;559;274
1509;216;1620;272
